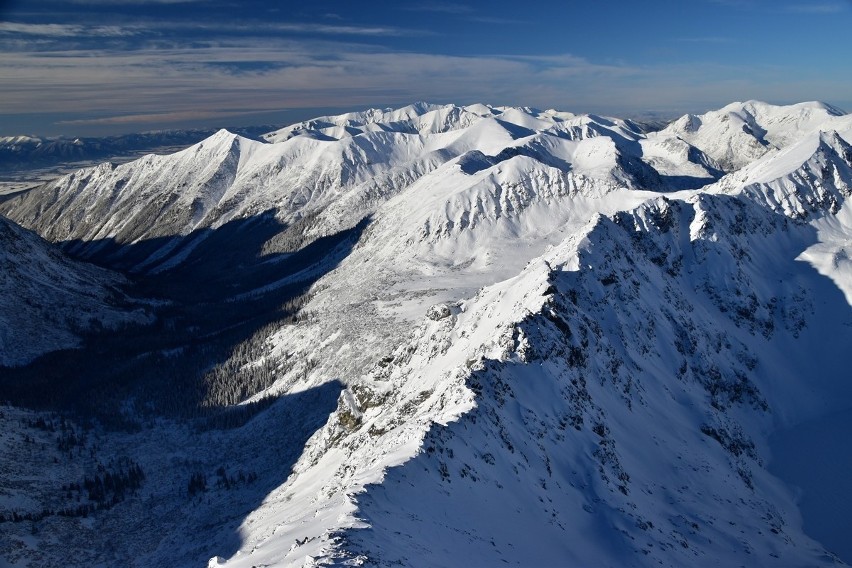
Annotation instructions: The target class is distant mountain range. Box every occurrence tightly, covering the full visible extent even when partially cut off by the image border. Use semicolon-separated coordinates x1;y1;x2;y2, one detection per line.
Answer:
0;125;277;178
0;101;850;567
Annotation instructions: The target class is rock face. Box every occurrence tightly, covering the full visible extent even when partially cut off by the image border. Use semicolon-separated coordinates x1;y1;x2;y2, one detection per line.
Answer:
425;304;452;321
2;101;852;567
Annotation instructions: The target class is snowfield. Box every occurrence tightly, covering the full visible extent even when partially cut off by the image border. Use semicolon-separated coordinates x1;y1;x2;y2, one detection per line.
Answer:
1;100;851;567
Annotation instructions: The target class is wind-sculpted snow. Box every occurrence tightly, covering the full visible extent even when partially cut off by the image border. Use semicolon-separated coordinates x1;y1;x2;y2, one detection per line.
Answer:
274;193;847;567
721;130;852;220
2;101;852;567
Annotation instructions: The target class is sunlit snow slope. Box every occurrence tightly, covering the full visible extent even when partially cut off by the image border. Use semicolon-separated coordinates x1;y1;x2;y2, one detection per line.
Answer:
0;102;715;273
219;102;852;568
2;101;852;567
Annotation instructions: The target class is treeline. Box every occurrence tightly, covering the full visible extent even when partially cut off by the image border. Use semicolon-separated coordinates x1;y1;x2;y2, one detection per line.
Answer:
201;293;313;409
64;459;145;504
0;213;368;430
0;458;144;524
260;210;322;254
187;465;258;497
131;288;316;423
0;286;313;428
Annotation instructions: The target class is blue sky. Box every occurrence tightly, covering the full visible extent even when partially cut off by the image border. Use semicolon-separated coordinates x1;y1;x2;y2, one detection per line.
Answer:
0;0;850;136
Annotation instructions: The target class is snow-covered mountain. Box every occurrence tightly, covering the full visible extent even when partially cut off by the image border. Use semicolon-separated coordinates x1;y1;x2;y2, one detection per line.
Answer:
0;215;151;367
0;102;718;273
1;100;851;567
655;100;846;171
0;126;275;176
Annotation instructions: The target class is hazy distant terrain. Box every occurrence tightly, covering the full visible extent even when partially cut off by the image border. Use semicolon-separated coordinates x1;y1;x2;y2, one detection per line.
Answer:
0;126;277;196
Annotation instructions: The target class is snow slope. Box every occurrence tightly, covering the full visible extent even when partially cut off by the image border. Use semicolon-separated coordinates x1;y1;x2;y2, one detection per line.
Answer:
656;100;847;171
216;107;852;568
0;103;717;273
0;215;151;367
2;101;852;567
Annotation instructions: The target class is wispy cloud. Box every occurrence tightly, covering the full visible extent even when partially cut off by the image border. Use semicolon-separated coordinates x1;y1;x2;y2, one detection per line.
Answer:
0;20;420;43
0;43;615;117
784;2;848;13
56;109;276;126
256;22;414;37
0;22;136;37
4;37;842;129
0;4;849;135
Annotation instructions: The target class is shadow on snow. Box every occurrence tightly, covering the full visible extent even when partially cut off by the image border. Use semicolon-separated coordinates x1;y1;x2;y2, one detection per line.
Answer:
0;209;360;565
129;379;344;567
0;209;366;423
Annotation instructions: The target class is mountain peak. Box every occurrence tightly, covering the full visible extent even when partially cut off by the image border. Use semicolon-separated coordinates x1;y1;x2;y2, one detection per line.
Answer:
818;128;852;152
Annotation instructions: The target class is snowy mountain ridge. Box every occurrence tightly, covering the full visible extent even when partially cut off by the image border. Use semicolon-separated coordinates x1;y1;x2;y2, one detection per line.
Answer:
231;129;852;566
1;100;851;567
0;126;276;177
657;99;847;171
229;102;852;567
0;101;708;273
